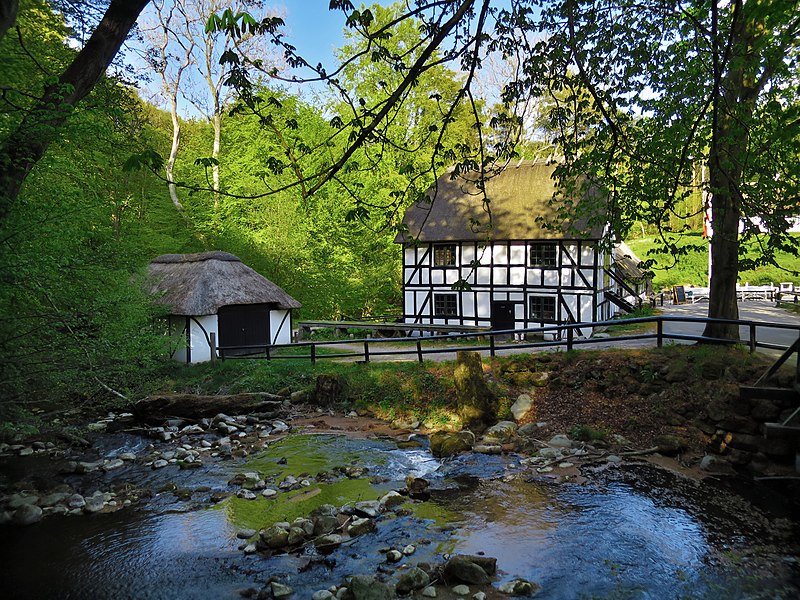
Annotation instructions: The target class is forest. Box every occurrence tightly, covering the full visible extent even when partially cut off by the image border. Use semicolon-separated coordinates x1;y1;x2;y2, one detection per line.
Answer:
0;0;798;424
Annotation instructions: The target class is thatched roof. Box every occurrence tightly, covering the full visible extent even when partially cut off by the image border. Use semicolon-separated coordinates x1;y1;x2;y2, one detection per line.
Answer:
146;251;301;315
613;242;653;281
395;161;606;243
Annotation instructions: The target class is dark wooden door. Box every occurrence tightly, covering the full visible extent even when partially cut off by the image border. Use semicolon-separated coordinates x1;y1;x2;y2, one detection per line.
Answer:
491;301;516;332
218;304;270;355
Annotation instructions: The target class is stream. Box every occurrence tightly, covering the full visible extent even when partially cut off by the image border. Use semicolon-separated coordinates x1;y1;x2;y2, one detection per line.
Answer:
1;424;799;599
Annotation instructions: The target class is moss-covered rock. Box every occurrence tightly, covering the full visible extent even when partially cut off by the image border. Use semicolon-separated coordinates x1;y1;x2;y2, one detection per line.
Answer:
429;430;475;458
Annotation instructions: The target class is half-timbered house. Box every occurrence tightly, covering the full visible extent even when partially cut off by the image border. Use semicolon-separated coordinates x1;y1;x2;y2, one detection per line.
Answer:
395;161;616;336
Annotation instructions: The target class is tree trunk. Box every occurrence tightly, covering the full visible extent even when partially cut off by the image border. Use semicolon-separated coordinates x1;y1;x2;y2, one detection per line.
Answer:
0;0;18;41
0;0;151;224
703;155;741;340
701;7;763;342
133;393;286;423
167;87;185;212
211;110;221;211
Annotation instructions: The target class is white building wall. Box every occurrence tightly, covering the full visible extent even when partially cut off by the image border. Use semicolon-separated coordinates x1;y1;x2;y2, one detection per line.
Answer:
167;316;188;363
189;314;217;363
462;245;475;264
462;294;476;318
270;309;292;345
401;240;609;332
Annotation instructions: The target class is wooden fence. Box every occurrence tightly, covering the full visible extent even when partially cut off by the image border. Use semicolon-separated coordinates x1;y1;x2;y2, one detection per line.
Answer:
212;315;800;364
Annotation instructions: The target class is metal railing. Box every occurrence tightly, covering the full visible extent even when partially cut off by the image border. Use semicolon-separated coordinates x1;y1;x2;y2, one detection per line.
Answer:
212;315;800;364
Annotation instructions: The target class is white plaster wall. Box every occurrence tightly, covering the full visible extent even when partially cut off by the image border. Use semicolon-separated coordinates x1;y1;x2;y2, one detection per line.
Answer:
493;244;508;264
581;244;595;265
168;316;188;363
189;314;217;363
509;267;525;285
462;245;475;264
270;309;292;345
476;292;491;319
515;303;525;319
510;244;525;264
404;291;415;319
544;270;559;286
404;247;417;265
462;294;476;318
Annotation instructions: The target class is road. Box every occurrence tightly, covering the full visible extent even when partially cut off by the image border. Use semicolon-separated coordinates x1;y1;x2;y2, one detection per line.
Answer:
657;301;800;350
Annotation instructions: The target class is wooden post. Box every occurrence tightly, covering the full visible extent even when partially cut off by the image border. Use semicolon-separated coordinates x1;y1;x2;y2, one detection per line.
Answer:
567;325;574;351
209;332;217;362
265;345;271;361
749;324;757;353
490;335;496;357
364;340;370;363
416;340;423;363
657;319;663;348
795;336;800;385
311;344;316;364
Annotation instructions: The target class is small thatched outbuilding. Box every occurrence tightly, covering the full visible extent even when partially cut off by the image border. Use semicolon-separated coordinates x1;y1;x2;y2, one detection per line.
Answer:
147;251;301;363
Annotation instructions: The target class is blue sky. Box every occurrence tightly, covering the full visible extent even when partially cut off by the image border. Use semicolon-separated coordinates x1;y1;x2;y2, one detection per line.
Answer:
273;1;354;68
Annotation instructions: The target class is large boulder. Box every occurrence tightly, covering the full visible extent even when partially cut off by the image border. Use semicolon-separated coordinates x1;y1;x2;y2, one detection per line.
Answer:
12;504;42;526
454;351;495;428
429;430;475;458
510;394;534;421
396;567;431;594
483;421;518;444
443;555;493;584
347;575;395;600
498;579;539;596
258;524;290;549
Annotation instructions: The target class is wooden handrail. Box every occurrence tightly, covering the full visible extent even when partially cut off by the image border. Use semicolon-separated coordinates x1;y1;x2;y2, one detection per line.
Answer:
213;315;800;365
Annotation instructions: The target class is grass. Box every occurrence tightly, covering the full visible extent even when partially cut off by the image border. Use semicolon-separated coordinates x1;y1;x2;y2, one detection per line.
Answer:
626;232;800;289
160;357;463;429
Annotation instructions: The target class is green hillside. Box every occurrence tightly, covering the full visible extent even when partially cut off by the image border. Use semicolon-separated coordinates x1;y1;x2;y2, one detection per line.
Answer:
626;233;800;290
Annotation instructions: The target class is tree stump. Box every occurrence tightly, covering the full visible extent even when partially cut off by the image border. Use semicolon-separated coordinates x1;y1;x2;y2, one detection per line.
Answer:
453;351;494;428
314;374;346;405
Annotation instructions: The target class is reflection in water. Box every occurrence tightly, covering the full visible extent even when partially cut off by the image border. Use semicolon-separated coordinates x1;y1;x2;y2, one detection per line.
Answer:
0;435;796;600
432;479;708;597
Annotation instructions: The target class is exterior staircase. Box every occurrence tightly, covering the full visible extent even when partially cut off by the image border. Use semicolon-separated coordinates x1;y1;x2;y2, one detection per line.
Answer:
604;267;643;314
743;336;800;468
605;290;636;313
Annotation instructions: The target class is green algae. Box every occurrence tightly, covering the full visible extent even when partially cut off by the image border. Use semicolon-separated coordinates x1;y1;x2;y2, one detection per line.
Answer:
223;477;379;530
242;434;379;481
403;500;458;526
